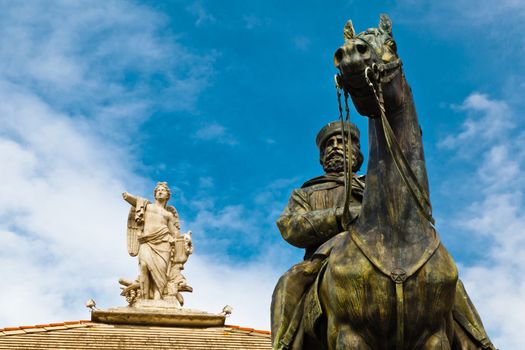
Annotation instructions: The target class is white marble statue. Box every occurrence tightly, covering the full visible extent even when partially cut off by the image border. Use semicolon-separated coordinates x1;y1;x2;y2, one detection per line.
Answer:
121;182;192;306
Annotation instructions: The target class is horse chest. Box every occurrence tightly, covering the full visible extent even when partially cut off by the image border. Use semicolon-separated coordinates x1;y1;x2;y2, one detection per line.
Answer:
326;242;396;328
325;240;458;333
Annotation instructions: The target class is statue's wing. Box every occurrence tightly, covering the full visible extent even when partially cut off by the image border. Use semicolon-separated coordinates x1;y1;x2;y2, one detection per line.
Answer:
127;206;141;257
166;205;181;231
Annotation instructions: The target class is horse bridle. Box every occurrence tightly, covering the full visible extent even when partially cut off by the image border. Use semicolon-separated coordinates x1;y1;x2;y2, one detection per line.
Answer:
333;36;403;225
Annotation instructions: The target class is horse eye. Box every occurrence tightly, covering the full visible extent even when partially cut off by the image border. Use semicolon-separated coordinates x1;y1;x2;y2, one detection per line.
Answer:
386;40;397;53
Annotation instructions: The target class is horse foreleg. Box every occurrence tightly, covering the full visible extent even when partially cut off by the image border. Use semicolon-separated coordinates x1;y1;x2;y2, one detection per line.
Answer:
422;328;452;350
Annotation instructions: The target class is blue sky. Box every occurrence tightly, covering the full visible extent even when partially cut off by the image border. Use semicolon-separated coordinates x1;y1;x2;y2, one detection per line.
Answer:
0;1;524;348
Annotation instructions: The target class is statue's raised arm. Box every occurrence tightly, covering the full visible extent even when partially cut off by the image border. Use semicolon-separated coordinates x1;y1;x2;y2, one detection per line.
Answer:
122;191;149;257
122;191;137;206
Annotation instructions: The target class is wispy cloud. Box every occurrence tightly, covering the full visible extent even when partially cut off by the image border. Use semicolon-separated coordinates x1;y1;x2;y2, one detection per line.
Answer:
397;0;525;27
395;0;525;55
439;93;513;150
293;36;311;51
194;122;238;145
186;1;216;27
0;2;213;119
243;15;271;30
439;93;525;349
186;176;298;249
179;176;302;329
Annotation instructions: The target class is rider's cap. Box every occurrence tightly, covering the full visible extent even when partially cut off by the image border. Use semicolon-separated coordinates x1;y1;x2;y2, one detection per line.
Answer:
316;121;360;149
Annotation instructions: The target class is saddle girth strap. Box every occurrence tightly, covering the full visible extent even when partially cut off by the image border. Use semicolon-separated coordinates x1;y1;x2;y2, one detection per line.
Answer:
350;229;441;350
396;283;404;350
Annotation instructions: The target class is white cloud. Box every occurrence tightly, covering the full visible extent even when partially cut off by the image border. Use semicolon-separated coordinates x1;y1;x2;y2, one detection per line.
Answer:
439;93;512;150
183;253;282;330
459;191;525;349
440;93;525;349
0;83;134;326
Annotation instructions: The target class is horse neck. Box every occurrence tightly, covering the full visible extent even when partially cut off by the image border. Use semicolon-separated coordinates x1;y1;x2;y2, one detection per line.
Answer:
358;75;432;243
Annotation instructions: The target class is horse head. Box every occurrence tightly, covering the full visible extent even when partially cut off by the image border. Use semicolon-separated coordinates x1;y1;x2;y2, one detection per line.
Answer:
334;14;404;117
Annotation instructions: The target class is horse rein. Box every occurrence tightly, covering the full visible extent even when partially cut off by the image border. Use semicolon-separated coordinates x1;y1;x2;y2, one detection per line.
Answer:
335;79;353;230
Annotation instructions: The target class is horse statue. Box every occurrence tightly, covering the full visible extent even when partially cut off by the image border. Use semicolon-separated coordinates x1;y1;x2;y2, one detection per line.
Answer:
295;15;494;350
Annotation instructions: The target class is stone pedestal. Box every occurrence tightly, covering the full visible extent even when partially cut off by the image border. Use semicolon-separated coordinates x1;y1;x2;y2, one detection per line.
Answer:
91;302;225;327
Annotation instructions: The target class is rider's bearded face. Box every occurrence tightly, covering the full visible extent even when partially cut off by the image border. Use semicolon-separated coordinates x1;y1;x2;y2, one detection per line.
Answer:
321;134;358;174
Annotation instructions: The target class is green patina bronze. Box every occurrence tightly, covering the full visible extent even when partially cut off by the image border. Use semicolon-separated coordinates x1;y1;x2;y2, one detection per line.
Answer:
271;15;496;350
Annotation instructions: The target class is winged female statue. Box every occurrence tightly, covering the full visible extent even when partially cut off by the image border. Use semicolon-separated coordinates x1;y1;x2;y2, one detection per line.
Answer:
121;182;193;306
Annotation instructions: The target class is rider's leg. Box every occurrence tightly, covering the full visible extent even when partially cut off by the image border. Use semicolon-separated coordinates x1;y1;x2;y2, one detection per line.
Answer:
271;258;323;348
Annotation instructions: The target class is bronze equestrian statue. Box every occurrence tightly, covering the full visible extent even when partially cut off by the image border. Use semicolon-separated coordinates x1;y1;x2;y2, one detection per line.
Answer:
271;15;496;350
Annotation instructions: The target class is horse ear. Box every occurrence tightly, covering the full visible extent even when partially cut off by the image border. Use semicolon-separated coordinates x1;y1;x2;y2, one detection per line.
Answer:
379;13;393;36
343;20;355;41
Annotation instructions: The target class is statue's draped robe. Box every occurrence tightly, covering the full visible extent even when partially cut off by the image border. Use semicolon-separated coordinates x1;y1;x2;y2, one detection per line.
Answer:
135;197;174;295
138;226;173;293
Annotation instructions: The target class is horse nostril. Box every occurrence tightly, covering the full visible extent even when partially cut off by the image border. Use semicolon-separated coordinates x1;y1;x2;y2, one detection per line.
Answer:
356;43;368;54
334;48;344;67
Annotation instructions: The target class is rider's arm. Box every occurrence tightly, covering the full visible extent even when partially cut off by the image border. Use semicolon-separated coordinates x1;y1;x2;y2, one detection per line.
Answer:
276;189;342;249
